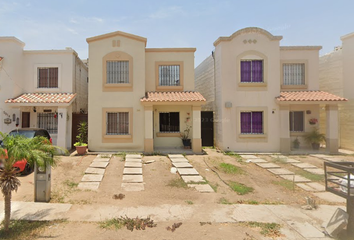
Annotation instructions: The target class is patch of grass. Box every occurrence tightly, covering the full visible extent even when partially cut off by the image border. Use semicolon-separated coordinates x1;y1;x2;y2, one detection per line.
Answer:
236;200;259;205
229;181;254;195
185;200;193;205
0;220;65;240
63;179;78;189
99;216;156;231
295;169;324;182
202;146;215;149
100;155;111;158
219;163;244;175
50;190;65;203
271;156;287;164
167;178;188;189
223;151;243;162
208;182;218;192
113;152;126;160
272;179;294;191
243;222;281;237
219;197;232;205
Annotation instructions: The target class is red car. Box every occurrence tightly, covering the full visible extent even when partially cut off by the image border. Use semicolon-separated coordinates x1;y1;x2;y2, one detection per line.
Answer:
0;128;52;175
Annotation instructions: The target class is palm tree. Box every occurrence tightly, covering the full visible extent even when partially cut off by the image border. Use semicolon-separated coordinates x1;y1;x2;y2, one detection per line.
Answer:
0;133;59;232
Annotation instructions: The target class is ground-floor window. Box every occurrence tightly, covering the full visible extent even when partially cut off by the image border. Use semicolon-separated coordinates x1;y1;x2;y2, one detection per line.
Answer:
289;111;304;132
106;112;129;135
37;113;58;134
159;112;180;132
240;111;263;134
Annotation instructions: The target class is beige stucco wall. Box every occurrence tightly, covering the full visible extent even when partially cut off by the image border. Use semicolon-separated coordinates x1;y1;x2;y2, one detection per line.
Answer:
215;32;281;152
72;55;88;113
145;51;195;92
194;55;215;111
319;33;354;150
280;49;320;90
87;35;146;151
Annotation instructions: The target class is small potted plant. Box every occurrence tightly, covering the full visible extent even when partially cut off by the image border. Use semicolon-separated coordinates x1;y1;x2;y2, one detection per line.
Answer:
309;118;318;125
74;121;88;155
292;137;300;149
303;128;326;150
180;116;192;149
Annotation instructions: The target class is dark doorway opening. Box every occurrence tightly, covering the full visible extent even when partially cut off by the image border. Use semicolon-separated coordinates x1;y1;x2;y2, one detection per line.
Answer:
201;111;214;146
22;112;30;128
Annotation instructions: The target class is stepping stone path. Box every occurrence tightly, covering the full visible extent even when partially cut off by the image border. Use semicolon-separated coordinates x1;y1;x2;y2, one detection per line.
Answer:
168;154;214;193
240;154;332;199
121;154;144;191
78;154;111;190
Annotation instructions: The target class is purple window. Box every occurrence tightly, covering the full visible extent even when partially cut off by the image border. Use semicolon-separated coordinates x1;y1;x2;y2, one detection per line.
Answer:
240;60;263;82
241;111;263;134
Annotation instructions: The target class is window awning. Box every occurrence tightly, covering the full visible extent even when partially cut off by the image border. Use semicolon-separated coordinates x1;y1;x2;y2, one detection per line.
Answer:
276;91;347;103
141;91;206;104
5;92;77;106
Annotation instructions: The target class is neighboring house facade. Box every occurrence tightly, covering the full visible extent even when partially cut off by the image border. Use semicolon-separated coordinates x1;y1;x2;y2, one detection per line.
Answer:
319;32;354;150
86;31;205;153
0;37;88;149
195;27;346;153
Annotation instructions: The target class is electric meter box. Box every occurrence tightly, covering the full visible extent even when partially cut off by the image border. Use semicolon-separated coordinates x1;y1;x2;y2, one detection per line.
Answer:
34;163;51;202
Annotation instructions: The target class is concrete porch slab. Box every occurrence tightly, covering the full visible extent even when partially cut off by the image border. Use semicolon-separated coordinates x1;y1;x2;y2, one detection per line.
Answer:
313;192;346;203
81;174;103;182
255;163;281;169
170;158;189;163
168;154;185;158
125;154;142;159
172;162;193;168
122;175;143;183
286;221;325;238
188;184;214;193
306;182;326;192
78;182;100;190
279;174;311;183
305;168;324;175
124;162;142;168
291;163;317;169
181;176;205;183
267;168;294;175
125;158;142;162
121;183;144;191
93;158;110;162
85;168;105;175
89;162;109;169
240;155;258;159
247;158;267;163
123;168;142;175
177;168;199;176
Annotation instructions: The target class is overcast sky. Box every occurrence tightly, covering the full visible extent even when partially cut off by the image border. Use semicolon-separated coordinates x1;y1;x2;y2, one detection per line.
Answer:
1;0;353;66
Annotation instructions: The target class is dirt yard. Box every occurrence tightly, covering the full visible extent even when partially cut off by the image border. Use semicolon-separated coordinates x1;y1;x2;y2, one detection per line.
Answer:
9;149;352;239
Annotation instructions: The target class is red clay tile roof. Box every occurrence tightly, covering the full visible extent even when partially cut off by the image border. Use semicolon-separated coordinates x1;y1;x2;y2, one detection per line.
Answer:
276;91;347;102
5;93;77;104
141;91;206;102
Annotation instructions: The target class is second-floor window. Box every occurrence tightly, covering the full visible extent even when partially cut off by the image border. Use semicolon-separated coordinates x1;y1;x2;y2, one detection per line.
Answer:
38;67;58;88
283;63;305;85
240;60;263;83
159;65;180;86
106;61;129;84
289;111;304;132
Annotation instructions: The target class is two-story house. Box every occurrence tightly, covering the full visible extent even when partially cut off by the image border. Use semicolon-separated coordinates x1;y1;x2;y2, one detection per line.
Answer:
195;27;346;153
0;37;88;149
319;32;354;151
86;31;205;153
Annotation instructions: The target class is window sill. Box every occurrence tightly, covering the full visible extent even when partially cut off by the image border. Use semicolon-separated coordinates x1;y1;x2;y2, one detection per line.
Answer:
238;133;267;139
102;134;133;143
281;84;308;90
156;132;181;137
238;82;267;87
156;86;183;91
103;83;133;92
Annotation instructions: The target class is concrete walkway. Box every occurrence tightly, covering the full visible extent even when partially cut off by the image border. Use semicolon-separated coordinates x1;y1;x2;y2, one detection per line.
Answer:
0;200;341;239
